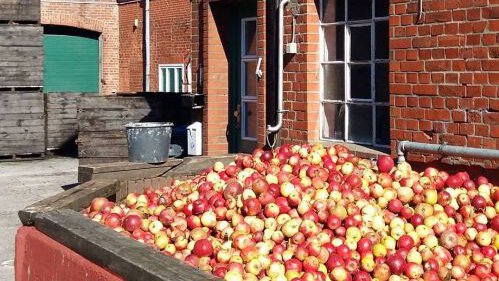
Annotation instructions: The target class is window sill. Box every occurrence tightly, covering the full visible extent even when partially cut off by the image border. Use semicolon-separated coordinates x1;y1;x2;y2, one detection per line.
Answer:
315;140;390;159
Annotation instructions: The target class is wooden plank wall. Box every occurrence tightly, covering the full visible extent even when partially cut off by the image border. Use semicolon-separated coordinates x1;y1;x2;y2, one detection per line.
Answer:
46;93;90;150
77;94;192;165
0;91;45;156
0;25;43;88
0;0;40;23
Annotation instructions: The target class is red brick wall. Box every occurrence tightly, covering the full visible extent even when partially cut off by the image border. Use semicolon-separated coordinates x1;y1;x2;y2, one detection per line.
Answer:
389;0;499;168
119;2;143;92
41;0;120;95
119;0;191;92
201;1;230;155
256;0;268;146
280;0;321;144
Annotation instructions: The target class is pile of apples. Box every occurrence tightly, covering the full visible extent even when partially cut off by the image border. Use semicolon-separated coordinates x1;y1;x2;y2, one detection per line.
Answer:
84;144;499;281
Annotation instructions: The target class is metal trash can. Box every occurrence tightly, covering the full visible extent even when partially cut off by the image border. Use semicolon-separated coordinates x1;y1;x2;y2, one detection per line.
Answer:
125;122;173;163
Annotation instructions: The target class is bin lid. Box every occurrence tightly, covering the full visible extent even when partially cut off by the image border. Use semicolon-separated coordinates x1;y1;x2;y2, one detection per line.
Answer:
125;122;174;128
187;121;202;129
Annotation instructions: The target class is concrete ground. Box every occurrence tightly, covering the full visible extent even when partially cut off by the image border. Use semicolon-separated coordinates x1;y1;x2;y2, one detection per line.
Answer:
0;157;78;281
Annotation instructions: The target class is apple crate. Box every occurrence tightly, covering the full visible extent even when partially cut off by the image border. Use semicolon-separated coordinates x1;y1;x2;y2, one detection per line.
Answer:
16;156;235;281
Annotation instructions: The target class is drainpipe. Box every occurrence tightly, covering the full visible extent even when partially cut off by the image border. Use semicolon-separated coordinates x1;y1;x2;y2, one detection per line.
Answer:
144;0;151;92
397;141;499;163
266;0;289;134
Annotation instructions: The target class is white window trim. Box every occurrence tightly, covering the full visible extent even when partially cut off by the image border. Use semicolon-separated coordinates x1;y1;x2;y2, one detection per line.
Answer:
158;64;184;93
319;0;390;148
241;17;258;141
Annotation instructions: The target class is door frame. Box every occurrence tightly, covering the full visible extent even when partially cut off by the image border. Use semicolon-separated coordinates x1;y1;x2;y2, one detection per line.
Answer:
240;17;258;143
227;1;257;153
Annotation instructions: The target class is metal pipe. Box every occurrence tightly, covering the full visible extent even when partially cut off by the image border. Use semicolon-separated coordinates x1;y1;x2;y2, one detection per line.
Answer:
397;141;499;163
144;0;151;92
266;0;289;133
416;0;424;23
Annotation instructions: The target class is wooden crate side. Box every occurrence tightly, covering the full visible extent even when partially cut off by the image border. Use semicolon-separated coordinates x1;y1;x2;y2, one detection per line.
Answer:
45;93;87;150
0;25;43;87
0;0;40;22
77;94;186;164
0;91;45;155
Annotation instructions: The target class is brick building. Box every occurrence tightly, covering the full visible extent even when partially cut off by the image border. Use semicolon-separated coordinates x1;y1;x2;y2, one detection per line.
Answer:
182;0;498;171
119;0;192;92
43;0;498;170
41;0;119;94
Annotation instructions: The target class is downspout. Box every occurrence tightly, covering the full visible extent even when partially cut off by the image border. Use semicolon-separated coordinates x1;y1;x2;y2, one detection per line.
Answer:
266;0;289;133
397;141;499;163
144;0;151;92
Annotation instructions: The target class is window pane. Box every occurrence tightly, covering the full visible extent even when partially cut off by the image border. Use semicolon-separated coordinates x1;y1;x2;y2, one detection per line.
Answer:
375;0;389;17
375;63;388;102
348;0;372;20
244;61;257;96
350;64;371;99
161;68;166;92
177;68;182;92
244;102;257;138
348;104;373;143
322;103;344;140
376;105;389;145
351;25;371;61
322;0;344;22
375;21;389;59
168;68;175;92
324;25;344;61
323;63;344;100
244;20;257;56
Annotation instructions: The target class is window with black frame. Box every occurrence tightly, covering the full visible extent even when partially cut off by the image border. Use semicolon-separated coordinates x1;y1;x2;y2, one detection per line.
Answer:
320;0;390;147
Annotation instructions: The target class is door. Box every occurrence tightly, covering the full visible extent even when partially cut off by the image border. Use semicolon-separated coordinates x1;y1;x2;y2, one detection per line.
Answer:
227;2;258;154
43;27;100;93
239;17;258;153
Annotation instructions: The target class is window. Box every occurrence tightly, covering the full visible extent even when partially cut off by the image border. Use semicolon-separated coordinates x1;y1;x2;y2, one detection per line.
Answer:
159;64;183;92
320;0;389;147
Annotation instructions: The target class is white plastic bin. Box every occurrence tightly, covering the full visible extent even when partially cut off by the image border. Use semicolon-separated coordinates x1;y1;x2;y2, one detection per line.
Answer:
187;122;202;155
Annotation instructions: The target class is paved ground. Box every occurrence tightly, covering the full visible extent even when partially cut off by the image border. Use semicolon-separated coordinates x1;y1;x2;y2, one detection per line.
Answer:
0;157;78;281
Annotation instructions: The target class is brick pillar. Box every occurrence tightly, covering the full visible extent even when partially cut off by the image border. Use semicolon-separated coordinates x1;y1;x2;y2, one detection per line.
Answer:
257;0;267;146
302;1;321;143
280;0;321;144
202;1;229;155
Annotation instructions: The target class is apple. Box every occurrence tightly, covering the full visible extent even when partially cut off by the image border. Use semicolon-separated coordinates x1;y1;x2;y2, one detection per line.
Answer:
377;156;394;173
192;238;213;257
122;215;142;232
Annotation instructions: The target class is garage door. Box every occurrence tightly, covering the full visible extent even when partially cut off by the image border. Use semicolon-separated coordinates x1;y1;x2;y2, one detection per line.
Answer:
43;27;99;93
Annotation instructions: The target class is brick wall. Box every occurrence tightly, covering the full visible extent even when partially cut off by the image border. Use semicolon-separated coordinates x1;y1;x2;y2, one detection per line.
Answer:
119;0;192;92
389;0;499;168
119;1;143;92
201;1;230;155
41;0;120;95
280;0;321;145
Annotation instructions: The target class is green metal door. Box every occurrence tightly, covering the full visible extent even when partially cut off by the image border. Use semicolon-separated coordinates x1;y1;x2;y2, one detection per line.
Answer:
43;29;99;93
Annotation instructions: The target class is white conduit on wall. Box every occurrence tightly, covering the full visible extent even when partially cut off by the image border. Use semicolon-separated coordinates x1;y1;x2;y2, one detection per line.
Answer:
266;0;290;134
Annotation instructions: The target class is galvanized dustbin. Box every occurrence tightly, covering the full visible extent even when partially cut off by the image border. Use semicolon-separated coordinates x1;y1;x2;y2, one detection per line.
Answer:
125;122;173;163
